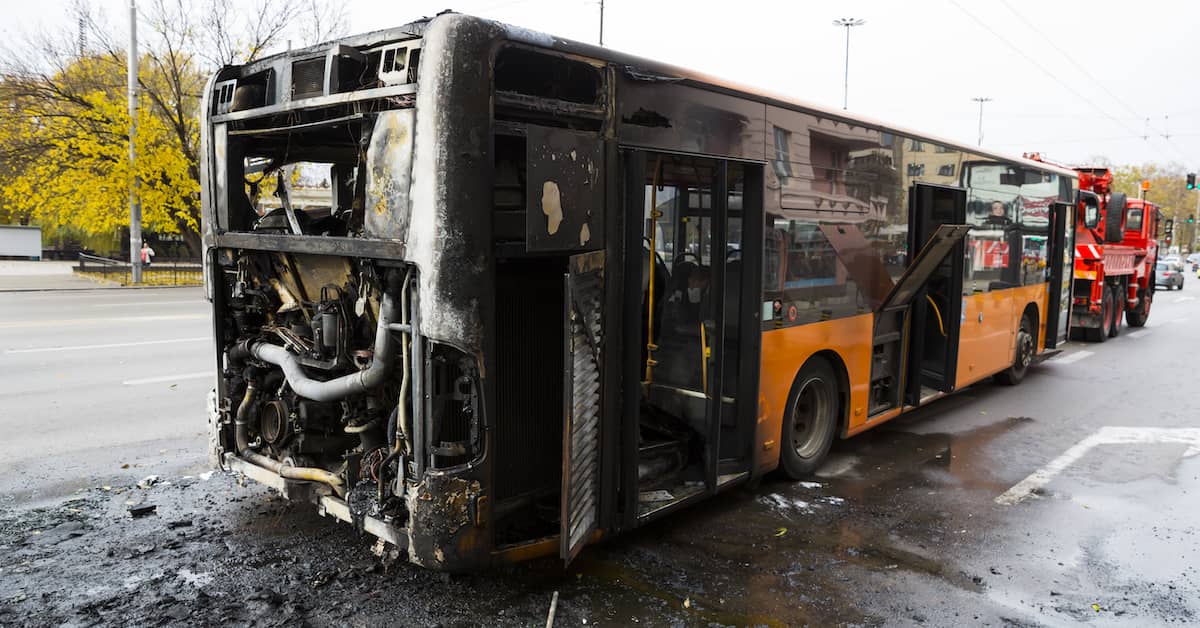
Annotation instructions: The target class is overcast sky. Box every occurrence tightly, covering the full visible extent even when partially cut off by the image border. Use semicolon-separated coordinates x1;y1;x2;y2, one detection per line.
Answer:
9;0;1199;168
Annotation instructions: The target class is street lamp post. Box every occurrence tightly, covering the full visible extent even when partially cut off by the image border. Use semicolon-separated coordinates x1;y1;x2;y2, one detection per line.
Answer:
128;0;142;284
972;97;992;146
833;18;864;110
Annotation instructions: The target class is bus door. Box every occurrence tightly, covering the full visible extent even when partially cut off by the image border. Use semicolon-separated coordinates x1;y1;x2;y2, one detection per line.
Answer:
619;151;759;526
905;184;968;403
1043;201;1074;348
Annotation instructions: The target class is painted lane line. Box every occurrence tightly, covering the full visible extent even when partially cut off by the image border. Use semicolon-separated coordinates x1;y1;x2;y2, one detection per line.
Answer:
5;337;207;354
1125;330;1150;339
1050;350;1093;365
1174;295;1196;303
996;426;1200;505
123;371;213;386
91;300;201;308
0;314;207;329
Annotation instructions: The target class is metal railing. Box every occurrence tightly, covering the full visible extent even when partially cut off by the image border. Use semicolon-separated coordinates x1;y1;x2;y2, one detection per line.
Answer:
76;253;202;286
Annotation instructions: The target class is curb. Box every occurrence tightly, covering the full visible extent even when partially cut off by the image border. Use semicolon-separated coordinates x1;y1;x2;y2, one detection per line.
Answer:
0;284;202;293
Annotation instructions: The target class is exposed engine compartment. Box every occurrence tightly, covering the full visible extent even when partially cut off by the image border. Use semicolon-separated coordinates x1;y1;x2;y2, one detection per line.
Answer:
211;250;480;536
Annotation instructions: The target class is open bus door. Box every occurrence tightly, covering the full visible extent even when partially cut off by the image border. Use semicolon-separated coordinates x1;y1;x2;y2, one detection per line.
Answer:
820;218;970;415
1043;201;1074;348
561;251;605;561
905;184;968;401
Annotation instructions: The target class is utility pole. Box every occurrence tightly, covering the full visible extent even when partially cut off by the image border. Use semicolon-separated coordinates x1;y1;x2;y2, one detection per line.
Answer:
833;18;864;110
598;0;604;46
972;97;992;146
128;0;142;284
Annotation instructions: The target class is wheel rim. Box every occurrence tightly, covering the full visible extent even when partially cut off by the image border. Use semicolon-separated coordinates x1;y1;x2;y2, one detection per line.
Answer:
1017;328;1033;369
790;375;834;460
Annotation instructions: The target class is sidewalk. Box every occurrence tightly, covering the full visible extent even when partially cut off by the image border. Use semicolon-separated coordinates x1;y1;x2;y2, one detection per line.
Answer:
0;260;119;291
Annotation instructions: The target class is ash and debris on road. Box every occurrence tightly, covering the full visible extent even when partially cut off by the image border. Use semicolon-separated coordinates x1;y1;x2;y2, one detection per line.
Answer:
0;469;875;626
2;417;1198;627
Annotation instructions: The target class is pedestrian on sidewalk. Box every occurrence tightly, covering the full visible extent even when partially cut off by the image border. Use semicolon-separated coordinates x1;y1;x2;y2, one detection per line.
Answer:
141;242;155;268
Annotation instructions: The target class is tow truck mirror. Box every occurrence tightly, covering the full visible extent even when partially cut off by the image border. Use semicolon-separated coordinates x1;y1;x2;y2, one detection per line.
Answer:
1083;200;1099;229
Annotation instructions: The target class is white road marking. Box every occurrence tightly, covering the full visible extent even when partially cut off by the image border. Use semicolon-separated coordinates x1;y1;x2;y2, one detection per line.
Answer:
1174;296;1196;303
122;371;212;386
1051;350;1093;365
91;300;199;308
996;427;1200;505
0;314;207;329
1126;330;1150;339
5;337;207;354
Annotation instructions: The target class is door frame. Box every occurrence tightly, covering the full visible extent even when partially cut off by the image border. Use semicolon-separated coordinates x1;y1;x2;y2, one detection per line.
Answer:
905;183;968;402
615;148;762;529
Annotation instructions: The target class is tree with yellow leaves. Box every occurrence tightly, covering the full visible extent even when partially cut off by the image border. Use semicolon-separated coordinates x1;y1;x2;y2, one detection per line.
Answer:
0;0;346;256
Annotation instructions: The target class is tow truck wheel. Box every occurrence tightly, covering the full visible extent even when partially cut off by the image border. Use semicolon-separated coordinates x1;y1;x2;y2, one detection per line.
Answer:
1084;289;1111;343
995;314;1034;386
1107;285;1121;338
1126;288;1150;328
779;358;839;479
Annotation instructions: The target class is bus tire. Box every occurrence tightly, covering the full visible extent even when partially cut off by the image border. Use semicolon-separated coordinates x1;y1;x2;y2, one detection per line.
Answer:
779;358;839;479
994;314;1034;386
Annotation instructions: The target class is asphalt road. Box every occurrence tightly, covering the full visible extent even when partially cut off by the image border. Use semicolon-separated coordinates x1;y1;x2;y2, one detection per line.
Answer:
2;282;1199;626
0;287;212;504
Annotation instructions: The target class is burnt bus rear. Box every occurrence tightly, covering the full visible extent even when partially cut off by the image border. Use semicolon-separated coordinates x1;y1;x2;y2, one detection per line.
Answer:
201;14;619;571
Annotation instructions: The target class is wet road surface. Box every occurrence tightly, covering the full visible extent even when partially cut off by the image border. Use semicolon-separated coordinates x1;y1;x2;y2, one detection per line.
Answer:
2;285;1199;626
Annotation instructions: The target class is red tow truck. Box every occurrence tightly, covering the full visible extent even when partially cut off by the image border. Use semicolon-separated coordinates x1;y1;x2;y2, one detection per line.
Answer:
1069;167;1160;341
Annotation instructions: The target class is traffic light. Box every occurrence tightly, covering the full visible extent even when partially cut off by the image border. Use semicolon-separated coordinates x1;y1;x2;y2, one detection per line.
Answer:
1190;214;1196;224
1189;173;1197;190
1165;218;1174;238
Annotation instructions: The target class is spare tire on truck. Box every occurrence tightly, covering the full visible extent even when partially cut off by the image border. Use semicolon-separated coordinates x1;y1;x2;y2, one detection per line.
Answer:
1105;192;1127;243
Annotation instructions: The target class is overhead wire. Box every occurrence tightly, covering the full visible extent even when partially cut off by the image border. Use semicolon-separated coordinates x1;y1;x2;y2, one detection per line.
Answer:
997;0;1194;162
947;0;1195;162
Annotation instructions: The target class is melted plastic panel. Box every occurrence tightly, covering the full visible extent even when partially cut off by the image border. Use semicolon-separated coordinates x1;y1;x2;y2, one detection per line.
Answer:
525;126;605;252
365;109;415;241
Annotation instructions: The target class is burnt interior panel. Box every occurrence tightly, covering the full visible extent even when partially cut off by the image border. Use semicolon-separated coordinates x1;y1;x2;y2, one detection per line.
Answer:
524;126;605;253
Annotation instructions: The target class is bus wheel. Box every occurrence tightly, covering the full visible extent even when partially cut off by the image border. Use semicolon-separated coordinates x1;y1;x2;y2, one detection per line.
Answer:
994;314;1034;386
1126;288;1150;327
780;359;839;479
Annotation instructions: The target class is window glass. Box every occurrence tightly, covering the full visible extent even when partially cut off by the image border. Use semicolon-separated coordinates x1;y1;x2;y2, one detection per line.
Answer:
961;162;1057;291
1126;208;1143;231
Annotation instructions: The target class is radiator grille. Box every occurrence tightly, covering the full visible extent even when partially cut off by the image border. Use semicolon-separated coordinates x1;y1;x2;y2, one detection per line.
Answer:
495;262;564;501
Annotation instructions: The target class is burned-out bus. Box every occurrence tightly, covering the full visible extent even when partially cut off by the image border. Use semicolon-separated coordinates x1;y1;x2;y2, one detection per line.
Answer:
201;13;1076;571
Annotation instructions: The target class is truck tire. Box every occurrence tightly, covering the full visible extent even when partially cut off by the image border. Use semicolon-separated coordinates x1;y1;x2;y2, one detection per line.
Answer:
1084;288;1111;343
779;358;840;479
1126;288;1151;327
1107;285;1121;338
995;314;1034;386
